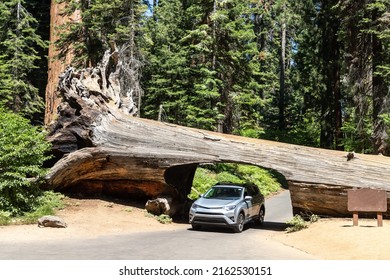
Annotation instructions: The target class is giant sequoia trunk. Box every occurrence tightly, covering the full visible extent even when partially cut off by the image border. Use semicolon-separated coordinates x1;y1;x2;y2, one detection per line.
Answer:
44;48;390;218
45;1;80;125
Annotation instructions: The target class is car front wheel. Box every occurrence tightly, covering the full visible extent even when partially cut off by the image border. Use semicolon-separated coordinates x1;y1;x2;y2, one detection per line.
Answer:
233;212;245;233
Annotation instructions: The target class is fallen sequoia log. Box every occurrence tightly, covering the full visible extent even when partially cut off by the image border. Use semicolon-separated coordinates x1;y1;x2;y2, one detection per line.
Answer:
45;50;390;219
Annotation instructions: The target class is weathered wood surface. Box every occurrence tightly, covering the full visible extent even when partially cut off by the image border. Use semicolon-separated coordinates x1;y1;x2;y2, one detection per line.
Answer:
45;49;390;218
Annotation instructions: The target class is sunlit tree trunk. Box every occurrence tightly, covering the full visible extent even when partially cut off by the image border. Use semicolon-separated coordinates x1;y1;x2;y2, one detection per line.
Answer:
44;0;79;125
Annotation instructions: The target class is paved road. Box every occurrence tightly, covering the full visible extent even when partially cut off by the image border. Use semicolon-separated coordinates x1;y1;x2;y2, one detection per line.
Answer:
0;191;316;260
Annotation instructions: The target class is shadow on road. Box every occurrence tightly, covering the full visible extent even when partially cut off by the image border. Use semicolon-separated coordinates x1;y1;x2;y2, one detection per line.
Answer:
185;221;288;234
254;221;288;232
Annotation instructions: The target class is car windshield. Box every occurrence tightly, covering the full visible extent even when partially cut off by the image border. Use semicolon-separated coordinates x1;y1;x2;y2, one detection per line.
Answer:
203;186;243;200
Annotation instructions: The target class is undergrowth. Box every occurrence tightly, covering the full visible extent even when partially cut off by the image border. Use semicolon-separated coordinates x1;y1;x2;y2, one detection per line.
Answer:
156;214;172;224
144;211;172;224
0;191;65;225
286;214;320;233
189;163;283;200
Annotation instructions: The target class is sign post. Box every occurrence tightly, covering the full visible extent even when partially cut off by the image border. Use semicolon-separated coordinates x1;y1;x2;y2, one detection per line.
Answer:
347;189;387;227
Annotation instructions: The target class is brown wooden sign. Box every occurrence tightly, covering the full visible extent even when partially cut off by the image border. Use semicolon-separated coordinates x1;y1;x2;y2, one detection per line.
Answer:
348;189;387;212
347;189;388;227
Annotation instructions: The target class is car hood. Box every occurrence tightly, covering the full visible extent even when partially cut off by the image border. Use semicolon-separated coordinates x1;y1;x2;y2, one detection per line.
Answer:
194;197;239;208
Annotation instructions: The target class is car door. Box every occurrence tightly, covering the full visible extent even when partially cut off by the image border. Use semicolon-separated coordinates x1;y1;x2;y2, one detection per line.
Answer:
243;188;253;218
247;185;261;217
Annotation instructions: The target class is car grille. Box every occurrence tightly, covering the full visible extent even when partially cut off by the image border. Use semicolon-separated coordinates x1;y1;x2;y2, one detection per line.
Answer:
193;216;227;224
196;212;223;215
197;205;223;210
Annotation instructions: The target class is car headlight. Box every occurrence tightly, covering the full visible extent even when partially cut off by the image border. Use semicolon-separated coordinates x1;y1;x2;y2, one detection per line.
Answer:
191;203;199;210
224;205;236;211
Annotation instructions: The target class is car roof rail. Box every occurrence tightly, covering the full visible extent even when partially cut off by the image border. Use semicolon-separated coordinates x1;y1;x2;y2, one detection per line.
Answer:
215;182;258;187
215;182;247;188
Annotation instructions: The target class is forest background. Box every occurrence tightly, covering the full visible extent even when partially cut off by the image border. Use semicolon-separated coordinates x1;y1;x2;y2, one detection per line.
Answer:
1;0;390;155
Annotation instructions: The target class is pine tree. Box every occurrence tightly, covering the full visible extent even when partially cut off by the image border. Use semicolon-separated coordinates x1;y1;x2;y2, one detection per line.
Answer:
216;0;262;134
0;0;46;118
251;0;316;143
26;0;51;119
251;1;279;135
339;0;373;153
339;0;390;154
183;0;262;133
56;0;147;68
317;0;343;150
142;0;263;134
367;0;390;155
142;0;189;123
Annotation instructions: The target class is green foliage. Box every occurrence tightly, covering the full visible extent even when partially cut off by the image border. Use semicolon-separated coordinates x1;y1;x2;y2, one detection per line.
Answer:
0;0;46;117
0;108;52;216
238;128;264;139
216;172;243;185
235;165;282;197
189;167;218;200
156;214;172;224
262;111;321;148
380;113;390;151
286;213;320;233
341;114;373;154
286;215;308;233
0;211;12;226
35;190;65;211
0;191;65;225
144;212;173;224
190;163;282;200
18;191;65;224
142;0;263;133
142;0;189;123
56;0;147;67
4;0;388;157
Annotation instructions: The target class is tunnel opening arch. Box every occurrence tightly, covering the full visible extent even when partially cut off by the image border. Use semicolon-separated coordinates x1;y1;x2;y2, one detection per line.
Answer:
163;160;289;207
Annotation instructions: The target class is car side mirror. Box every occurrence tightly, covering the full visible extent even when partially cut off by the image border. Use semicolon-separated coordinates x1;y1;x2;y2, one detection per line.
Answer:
245;195;252;201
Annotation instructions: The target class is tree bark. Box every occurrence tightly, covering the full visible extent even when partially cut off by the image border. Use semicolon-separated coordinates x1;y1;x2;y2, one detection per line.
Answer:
45;0;80;126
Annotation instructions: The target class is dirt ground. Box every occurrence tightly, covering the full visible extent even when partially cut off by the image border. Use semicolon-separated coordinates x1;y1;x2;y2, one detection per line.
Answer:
1;197;390;260
272;217;390;260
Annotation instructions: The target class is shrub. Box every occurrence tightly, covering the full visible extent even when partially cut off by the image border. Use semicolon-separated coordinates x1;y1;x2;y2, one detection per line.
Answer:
0;211;11;226
235;165;281;196
189;167;218;200
238;128;264;139
0;108;52;216
286;215;308;232
286;214;320;233
216;171;243;185
18;191;65;224
156;214;172;224
144;212;173;224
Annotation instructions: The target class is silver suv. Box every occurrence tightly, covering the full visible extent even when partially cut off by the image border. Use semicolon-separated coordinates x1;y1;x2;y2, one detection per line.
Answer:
189;183;265;233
